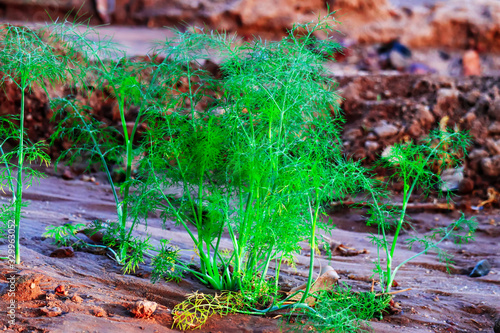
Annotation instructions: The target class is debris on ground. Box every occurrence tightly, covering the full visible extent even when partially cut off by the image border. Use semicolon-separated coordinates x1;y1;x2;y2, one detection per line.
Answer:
130;300;158;318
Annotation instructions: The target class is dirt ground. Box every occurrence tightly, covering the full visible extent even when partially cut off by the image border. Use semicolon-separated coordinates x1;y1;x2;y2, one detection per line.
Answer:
0;170;498;332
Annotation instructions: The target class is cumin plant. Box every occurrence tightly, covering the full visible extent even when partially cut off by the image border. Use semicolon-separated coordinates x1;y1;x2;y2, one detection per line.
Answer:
362;129;477;292
0;24;67;264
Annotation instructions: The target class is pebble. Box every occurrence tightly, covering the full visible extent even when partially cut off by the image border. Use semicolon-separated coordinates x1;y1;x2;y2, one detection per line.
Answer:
62;169;75;180
469;259;491;278
488;122;500;135
440;167;463;192
373;121;399;138
468;149;489;160
75;232;96;245
50;247;75;258
365;140;379;151
40;306;62;317
93;306;107;317
343;128;362;141
416;105;435;126
481;155;500;177
130;300;158;318
71;294;83;304
55;285;68;296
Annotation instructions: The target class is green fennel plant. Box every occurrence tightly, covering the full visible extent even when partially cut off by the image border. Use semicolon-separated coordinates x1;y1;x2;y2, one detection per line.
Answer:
136;13;363;311
49;22;154;269
0;24;67;264
362;129;477;292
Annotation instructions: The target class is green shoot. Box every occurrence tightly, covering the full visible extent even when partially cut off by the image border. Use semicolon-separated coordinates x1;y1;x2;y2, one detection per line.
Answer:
364;129;477;292
0;24;67;264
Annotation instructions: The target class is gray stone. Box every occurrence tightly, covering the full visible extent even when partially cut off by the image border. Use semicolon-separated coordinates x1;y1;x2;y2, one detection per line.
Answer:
373;121;399;138
344;128;362;141
468;149;489;160
469;259;491;278
481;155;500;177
365;140;380;151
440;167;463;192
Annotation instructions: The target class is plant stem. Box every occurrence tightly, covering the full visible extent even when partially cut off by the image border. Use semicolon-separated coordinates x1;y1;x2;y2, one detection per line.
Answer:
300;194;320;303
14;83;26;265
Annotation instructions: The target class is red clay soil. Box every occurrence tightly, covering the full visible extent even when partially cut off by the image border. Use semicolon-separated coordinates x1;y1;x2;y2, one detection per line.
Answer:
0;172;499;332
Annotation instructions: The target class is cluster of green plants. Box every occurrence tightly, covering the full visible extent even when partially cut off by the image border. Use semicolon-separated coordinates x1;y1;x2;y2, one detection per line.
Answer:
0;13;477;332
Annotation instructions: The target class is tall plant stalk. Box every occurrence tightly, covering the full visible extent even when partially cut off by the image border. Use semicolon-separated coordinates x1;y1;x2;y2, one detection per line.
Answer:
361;130;477;292
0;24;67;264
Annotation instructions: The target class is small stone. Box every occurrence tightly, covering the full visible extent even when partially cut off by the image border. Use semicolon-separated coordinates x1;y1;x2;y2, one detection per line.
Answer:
89;231;104;244
50;246;74;258
93;306;107;317
440;167;463;192
289;266;340;306
366;132;377;141
462;111;477;125
463;50;481;76
469;149;489;160
373;121;399;138
40;306;62;317
30;283;36;289
55;285;68;296
130;300;158;319
463;89;481;105
486;139;500;155
488;122;500;135
469;259;491;277
407;120;423;137
71;294;83;303
75;232;96;245
481;155;500;177
343;128;362;141
364;140;379;151
416;105;435;126
434;88;459;117
62;169;75;180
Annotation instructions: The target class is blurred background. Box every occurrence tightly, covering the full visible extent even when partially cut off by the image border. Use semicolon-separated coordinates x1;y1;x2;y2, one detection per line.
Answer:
0;0;499;76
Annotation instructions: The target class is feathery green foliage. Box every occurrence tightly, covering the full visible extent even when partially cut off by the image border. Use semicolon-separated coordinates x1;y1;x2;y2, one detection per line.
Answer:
136;13;358;300
287;284;391;333
0;24;67;263
48;22;154;269
361;129;477;292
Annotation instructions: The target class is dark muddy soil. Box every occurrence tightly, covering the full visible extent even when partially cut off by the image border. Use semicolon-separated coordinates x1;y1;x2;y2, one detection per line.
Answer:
0;173;498;332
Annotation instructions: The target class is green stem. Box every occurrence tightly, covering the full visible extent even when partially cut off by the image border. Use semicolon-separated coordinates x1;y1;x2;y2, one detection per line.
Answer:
300;194;320;303
14;83;26;265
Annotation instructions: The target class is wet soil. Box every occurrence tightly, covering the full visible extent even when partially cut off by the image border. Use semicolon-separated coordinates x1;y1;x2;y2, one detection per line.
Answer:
0;173;499;332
